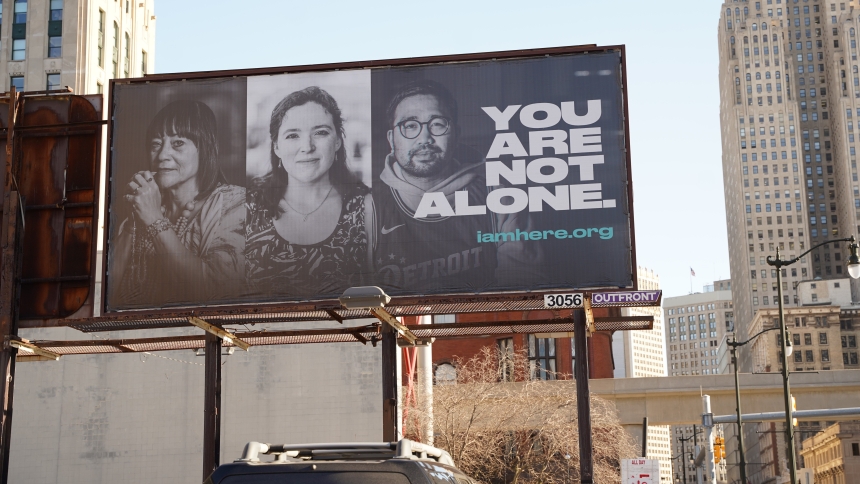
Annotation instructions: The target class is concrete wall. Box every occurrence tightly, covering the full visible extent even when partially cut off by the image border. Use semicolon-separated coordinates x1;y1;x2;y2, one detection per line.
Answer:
8;323;381;484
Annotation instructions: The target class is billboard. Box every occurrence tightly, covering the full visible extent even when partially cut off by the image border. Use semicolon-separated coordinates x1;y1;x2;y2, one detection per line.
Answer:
104;46;635;312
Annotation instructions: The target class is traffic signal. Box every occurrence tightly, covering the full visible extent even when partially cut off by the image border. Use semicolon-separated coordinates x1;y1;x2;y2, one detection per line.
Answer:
714;437;725;464
791;395;798;427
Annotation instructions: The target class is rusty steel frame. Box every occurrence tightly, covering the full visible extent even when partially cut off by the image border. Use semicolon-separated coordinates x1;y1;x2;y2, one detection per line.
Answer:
14;317;655;356
0;89;105;482
0;89;22;483
22;291;661;331
93;43;638;324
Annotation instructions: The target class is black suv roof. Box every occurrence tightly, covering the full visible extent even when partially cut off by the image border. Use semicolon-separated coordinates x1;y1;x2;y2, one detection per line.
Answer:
205;439;475;484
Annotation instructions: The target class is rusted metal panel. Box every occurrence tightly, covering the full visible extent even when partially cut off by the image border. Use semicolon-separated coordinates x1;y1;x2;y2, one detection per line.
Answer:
0;94;104;321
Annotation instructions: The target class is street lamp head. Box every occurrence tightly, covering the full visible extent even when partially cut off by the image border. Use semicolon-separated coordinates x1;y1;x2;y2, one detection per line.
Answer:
339;286;391;309
847;238;860;279
785;336;794;357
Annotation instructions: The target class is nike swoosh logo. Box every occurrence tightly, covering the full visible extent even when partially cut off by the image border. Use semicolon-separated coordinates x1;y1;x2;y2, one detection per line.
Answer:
381;224;405;235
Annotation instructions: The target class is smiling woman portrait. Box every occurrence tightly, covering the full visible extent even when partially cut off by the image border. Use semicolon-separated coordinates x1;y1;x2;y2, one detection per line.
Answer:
245;86;372;298
109;100;246;308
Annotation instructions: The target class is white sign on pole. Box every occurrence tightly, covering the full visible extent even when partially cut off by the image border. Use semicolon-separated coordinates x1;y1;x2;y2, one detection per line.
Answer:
621;459;660;484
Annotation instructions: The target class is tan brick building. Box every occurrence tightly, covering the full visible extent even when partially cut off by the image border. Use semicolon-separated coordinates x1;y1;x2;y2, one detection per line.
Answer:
800;421;860;483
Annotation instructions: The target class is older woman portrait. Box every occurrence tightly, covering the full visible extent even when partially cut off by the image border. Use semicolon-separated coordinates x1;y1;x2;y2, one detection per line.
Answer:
109;100;246;307
246;86;372;298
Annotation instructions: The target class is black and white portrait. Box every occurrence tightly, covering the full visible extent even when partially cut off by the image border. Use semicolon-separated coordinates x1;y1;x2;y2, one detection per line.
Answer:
106;78;248;310
244;70;373;300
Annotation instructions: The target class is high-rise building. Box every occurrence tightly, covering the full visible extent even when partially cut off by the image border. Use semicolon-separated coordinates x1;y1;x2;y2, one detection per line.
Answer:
719;4;860;481
663;284;734;483
0;0;156;95
612;267;672;482
719;0;860;368
718;1;812;374
664;285;735;377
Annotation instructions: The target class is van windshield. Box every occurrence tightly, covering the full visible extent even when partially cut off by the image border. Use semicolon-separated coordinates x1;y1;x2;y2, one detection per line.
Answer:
222;471;413;484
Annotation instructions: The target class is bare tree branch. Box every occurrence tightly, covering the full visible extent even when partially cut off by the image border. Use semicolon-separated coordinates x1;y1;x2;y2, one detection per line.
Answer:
404;346;638;484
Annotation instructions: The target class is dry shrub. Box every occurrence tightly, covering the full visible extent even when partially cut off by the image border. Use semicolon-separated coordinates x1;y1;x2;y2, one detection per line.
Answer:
405;346;637;484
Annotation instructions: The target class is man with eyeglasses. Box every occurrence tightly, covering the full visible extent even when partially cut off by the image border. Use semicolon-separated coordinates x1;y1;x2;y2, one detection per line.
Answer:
371;79;540;294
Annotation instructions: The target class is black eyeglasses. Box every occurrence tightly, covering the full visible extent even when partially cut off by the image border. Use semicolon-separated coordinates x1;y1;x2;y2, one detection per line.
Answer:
394;116;450;139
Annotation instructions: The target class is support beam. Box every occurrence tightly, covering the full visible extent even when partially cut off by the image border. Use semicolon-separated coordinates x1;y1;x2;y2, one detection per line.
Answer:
573;308;593;483
202;333;222;480
381;324;397;441
370;308;417;345
188;316;251;351
6;338;60;360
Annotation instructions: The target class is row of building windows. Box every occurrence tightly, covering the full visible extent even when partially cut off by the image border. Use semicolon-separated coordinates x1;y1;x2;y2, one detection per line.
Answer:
668;313;717;323
6;0;64;60
10;73;60;91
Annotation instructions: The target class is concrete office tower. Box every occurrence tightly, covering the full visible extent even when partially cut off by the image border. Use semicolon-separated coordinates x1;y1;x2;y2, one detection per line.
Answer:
612;267;672;482
0;0;155;94
718;1;812;374
663;284;734;483
718;0;860;371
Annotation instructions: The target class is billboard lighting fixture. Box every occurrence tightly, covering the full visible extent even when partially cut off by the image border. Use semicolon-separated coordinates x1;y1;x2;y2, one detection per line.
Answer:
7;338;60;360
188;316;251;351
340;287;418;345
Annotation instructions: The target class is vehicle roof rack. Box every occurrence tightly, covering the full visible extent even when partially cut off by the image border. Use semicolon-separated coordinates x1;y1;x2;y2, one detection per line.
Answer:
236;439;455;467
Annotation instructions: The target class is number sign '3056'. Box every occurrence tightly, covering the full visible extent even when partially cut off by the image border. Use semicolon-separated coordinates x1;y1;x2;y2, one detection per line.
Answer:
543;293;583;308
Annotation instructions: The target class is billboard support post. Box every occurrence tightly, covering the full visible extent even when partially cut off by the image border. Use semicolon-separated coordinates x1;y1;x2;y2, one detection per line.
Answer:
381;324;397;442
203;332;222;480
573;308;593;483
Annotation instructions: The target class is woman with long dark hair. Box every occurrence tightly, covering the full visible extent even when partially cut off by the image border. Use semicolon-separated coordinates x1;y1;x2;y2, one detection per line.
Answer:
245;86;371;298
109;100;246;308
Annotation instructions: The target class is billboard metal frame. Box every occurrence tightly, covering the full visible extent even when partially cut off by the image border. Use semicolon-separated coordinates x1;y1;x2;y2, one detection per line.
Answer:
94;43;637;323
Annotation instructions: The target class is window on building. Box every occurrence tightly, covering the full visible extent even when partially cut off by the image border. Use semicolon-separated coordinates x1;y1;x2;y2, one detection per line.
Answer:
141;50;147;75
123;32;130;78
112;21;119;78
50;0;62;20
821;349;830;362
46;0;62;58
46;73;60;90
10;76;24;92
527;335;556;381
497;338;514;382
820;333;828;345
97;10;105;67
12;39;25;60
13;0;26;24
805;350;814;362
432;314;455;324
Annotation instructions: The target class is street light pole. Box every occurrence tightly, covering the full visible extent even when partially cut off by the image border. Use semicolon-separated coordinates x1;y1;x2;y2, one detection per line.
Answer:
765;235;860;484
731;339;747;484
728;326;782;484
679;434;690;484
773;248;796;484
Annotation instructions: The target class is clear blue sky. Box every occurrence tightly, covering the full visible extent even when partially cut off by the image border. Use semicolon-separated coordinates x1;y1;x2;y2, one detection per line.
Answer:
155;0;728;298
